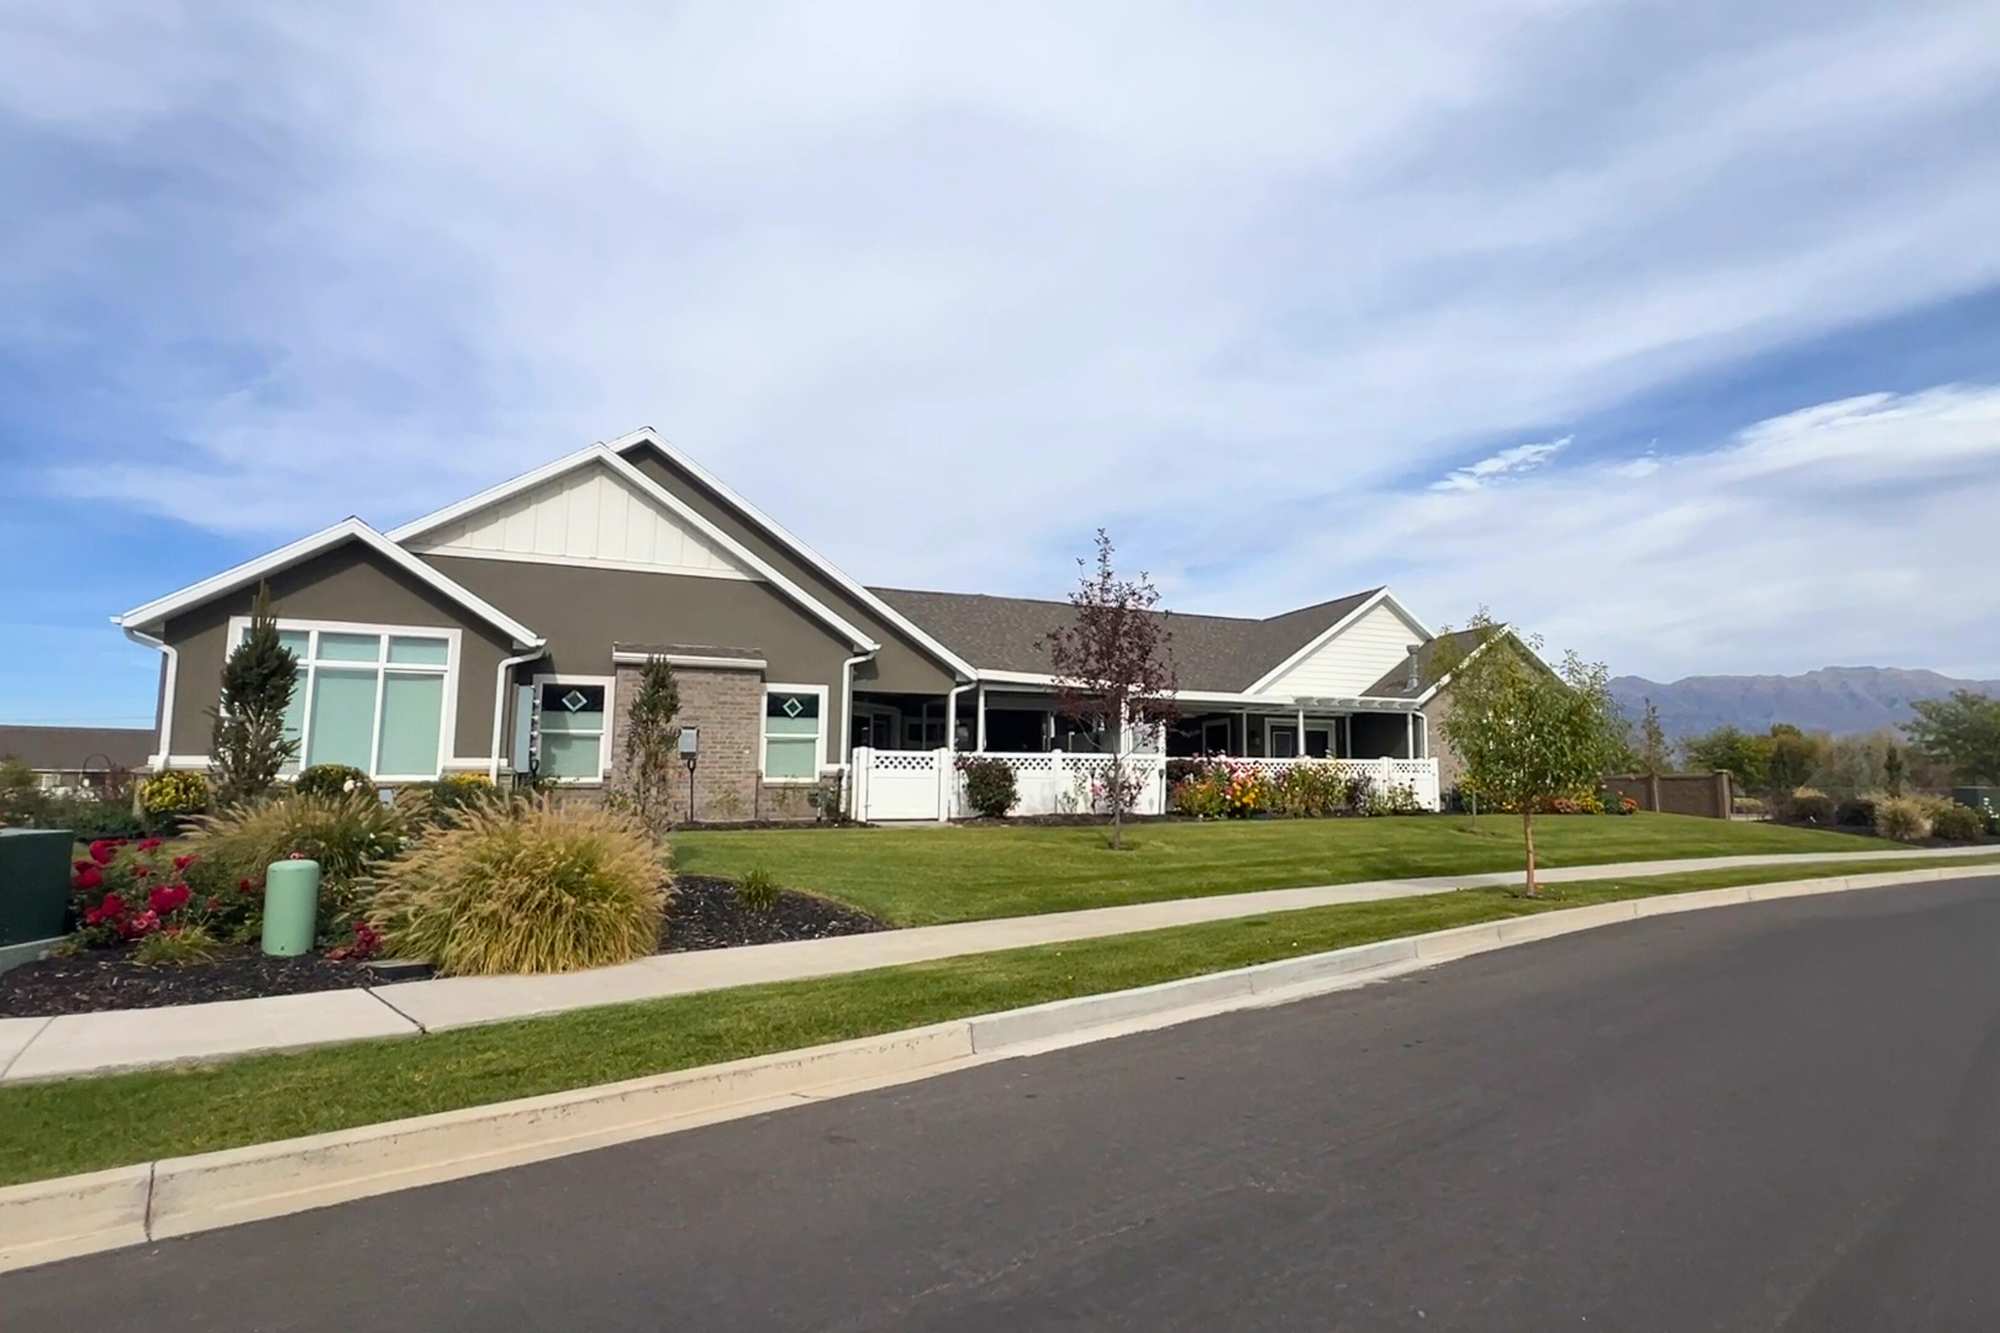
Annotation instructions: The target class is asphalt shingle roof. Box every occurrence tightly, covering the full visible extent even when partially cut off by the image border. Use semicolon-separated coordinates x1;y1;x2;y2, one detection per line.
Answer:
1361;627;1489;698
869;586;1385;693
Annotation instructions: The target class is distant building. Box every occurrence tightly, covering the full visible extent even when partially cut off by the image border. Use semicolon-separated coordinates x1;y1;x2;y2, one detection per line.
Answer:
0;725;154;793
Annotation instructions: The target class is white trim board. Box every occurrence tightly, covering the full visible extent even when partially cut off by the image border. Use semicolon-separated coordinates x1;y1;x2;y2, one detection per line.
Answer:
609;651;767;671
531;673;616;785
387;445;879;655
115;518;541;649
762;681;831;784
1243;589;1433;696
607;429;977;681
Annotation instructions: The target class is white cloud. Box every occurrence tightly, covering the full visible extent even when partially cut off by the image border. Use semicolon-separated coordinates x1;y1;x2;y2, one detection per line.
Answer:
1432;436;1572;491
1200;384;2000;679
5;1;2000;674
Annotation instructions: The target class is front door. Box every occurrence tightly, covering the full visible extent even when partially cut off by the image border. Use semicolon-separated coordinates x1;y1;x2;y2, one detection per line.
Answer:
1270;724;1299;758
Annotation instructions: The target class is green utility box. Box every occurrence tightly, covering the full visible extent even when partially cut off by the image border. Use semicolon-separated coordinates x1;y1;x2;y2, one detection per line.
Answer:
0;828;74;947
261;858;322;957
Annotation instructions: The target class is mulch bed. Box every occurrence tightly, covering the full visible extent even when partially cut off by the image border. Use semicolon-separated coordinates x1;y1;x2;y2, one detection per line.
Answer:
661;875;887;952
0;948;391;1019
0;876;888;1018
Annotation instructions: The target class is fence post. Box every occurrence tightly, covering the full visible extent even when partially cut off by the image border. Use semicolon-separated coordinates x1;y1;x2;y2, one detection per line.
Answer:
1378;756;1393;796
936;748;953;822
849;746;870;821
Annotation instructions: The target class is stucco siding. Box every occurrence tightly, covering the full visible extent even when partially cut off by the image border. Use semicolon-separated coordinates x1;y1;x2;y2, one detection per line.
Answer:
161;542;514;763
623;449;959;694
1263;600;1426;697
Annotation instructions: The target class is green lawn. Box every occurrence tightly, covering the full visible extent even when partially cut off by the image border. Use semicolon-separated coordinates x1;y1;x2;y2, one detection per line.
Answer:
3;851;1991;1188
674;813;1903;924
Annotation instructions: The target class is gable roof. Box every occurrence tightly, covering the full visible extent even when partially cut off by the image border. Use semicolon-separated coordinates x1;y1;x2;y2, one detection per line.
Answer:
1363;627;1489;699
114;518;544;648
387;443;880;654
868;586;1385;693
0;725;154;772
607;429;977;680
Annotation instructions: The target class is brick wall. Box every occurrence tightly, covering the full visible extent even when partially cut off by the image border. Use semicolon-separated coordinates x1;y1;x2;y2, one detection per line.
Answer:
1422;685;1466;793
606;663;823;823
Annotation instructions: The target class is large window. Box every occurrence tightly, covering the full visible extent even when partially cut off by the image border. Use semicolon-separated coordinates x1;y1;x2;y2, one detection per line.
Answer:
229;618;458;781
763;685;827;782
534;676;612;782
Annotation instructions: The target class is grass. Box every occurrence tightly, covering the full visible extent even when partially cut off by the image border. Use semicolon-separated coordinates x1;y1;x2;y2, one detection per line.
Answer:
674;813;1908;924
2;851;1992;1188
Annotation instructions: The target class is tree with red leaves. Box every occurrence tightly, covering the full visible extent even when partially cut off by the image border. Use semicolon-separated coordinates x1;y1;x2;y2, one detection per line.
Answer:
1039;530;1177;849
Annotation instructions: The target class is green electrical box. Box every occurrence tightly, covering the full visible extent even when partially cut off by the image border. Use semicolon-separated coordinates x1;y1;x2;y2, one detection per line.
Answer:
0;829;74;947
261;858;322;957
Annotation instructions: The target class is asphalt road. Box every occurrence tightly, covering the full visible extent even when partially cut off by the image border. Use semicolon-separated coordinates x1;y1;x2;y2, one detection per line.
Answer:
8;876;2000;1331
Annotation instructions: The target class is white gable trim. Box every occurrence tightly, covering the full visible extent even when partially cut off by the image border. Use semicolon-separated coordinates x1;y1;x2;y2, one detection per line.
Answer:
114;518;543;649
389;444;879;653
1411;625;1540;705
1243;589;1433;696
609;427;977;681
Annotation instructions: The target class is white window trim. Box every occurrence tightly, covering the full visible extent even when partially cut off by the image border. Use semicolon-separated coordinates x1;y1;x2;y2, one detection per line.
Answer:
227;616;462;783
762;682;830;784
1200;718;1231;754
532;672;617;784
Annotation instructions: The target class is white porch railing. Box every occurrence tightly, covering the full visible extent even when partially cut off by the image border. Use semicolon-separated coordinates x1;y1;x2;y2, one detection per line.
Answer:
847;748;1438;821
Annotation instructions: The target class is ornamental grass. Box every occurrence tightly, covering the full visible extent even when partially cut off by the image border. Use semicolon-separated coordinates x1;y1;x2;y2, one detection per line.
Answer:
368;796;668;976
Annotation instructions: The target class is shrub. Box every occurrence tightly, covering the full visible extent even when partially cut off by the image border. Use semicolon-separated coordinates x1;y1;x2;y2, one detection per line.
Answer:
1834;797;1876;828
140;770;209;816
1170;770;1227;818
395;772;498;825
33;794;149;839
294;764;373;799
1874;797;1930;843
367;797;667;975
184;791;413;940
1271;764;1351;818
1368;781;1427;815
70;837;211;948
1164;758;1205;785
1787;788;1835;825
133;925;221;966
806;776;847;824
1733;795;1767;818
1930;803;1986;842
737;867;781;914
1221;766;1275;818
956;756;1020;819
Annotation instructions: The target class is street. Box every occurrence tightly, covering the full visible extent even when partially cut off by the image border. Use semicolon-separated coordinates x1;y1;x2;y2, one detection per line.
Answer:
7;877;2000;1330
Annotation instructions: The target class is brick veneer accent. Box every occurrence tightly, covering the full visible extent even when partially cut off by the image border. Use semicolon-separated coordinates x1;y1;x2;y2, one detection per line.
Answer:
607;662;824;823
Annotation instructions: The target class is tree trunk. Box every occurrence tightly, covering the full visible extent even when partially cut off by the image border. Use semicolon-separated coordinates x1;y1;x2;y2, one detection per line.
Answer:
1109;752;1124;850
1521;807;1538;896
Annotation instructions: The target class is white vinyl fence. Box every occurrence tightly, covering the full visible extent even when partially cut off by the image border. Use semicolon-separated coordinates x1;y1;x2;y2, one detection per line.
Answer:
847;748;1438;822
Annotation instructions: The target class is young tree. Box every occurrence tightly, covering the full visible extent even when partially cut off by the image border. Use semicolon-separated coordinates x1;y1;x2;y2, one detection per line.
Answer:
1638;698;1671;776
1882;742;1907;796
1436;613;1625;896
1904;690;2000;784
1039;530;1176;850
208;583;298;805
1681;725;1770;792
1763;723;1824;801
621;654;682;834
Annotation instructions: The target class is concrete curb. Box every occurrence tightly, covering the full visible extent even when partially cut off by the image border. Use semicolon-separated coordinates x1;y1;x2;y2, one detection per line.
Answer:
0;863;1991;1274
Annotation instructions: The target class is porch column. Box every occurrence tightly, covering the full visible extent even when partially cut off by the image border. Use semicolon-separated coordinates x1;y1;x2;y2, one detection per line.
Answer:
975;684;987;752
1296;706;1305;756
1406;712;1414;758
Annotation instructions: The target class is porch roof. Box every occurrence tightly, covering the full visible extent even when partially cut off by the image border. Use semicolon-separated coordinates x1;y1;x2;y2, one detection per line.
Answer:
868;586;1382;692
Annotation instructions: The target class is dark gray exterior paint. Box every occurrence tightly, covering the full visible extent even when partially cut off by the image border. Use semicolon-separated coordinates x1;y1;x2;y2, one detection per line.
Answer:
161;542;514;761
621;447;959;694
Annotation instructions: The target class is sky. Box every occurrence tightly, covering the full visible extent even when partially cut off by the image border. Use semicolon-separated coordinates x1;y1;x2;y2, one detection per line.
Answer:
4;0;1999;728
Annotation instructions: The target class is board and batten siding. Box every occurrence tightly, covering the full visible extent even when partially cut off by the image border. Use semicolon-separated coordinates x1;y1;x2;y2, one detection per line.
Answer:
1262;600;1426;697
407;460;754;580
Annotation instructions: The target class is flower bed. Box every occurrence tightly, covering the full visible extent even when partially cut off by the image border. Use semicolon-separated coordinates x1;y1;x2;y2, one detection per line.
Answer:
0;874;886;1018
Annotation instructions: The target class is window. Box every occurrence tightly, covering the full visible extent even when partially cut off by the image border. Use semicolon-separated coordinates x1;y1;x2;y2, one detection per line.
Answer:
533;676;612;782
229;619;458;781
763;685;827;781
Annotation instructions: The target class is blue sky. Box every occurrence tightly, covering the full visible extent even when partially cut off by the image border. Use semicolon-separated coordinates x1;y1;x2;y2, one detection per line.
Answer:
4;1;1999;728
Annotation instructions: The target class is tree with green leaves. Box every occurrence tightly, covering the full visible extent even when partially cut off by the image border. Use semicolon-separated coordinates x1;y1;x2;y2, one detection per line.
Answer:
1882;742;1906;796
621;654;682;834
1682;725;1770;792
1435;613;1626;896
207;583;298;806
1905;690;2000;784
1763;723;1823;800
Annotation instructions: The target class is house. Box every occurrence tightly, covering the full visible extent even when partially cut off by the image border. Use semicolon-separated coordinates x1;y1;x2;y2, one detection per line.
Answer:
112;428;1482;820
0;726;154;793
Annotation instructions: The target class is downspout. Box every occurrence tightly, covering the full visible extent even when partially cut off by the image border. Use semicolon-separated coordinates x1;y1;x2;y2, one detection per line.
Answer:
944;680;974;753
839;651;875;761
121;626;177;769
489;644;549;783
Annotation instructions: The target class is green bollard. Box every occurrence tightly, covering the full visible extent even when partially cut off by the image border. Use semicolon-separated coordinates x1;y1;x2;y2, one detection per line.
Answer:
261;858;321;957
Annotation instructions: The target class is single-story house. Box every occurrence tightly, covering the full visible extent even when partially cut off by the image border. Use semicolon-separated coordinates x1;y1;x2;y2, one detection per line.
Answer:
113;428;1485;820
0;725;155;793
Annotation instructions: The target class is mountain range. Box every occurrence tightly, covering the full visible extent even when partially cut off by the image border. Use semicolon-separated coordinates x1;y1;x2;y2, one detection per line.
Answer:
1608;667;2000;739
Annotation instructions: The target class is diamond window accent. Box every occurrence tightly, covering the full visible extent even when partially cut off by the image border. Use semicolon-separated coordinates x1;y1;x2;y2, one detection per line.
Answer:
779;695;804;718
560;689;590;713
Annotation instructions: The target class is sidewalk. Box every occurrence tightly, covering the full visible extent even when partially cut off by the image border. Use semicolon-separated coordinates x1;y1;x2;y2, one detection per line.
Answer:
4;845;1995;1083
